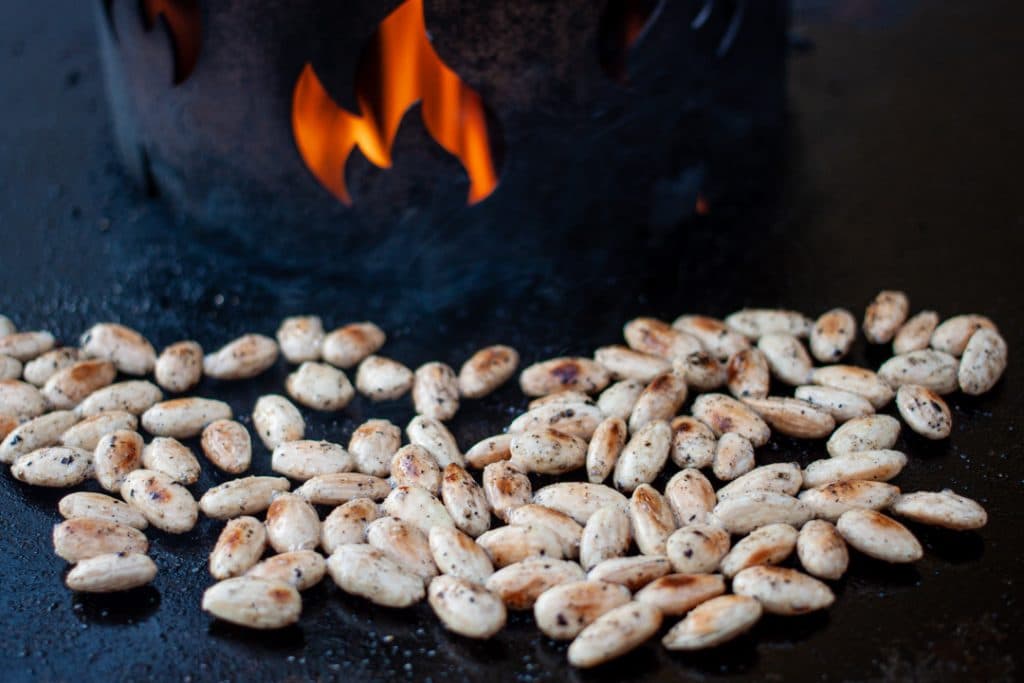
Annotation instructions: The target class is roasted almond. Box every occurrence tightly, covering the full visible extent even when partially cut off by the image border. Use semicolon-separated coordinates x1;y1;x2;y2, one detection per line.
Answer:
741;396;835;439
713;492;811;535
142;397;233;439
711;433;755;482
629;484;677;556
528;390;595;410
826;414;901;457
273;439;353;481
673;351;727;391
758;333;813;386
580;505;631;571
59;491;149;529
276;315;324;364
519;357;610;397
508;504;582;560
810;308;857;362
321;322;386;369
0;355;21;380
533;482;628;525
23;347;82;386
121;469;199;533
0;413;16;441
662;595;762;650
798;480;900;522
663;468;716;526
733;565;834;615
669;416;717;469
793;385;874;423
726;309;812;340
321;498;380;553
896;384;952;439
440;463;491;537
802;450;907;488
878;349;959;394
836;509;922;563
483;461;533;522
587;555;671;591
154;340;204;393
52;517;148;563
508;401;603;440
199;476;291;519
465;434;513;469
42;359;116;410
894;310;939;355
458;345;519;398
666;524;730;574
596;379;645;421
863;290;909;344
428;526;494;585
201;577;301;629
209;516;267;579
406;415;464;468
203;334;279;380
201;419;252;474
246;550;327;591
692;393;770;446
141;436;201;485
265;492;320;552
958;327;1007;395
931;314;998;356
672;315;750;360
79;323;155;375
624;317;702;360
477;524;564;567
366;516;438;580
726;348;770;400
586;416;627;484
252;395;305;450
93;429;143;492
348;418;401;476
796;519;849;580
0;410;78;464
66;552;157;593
76;380;162;418
0;379;47;418
0;331;55;362
510;428;586;475
61;410;137;451
390;444;441;494
285;361;354;411
327;544;426;607
613;419;672;493
889;489;987;530
567;601;662;668
811;365;894;408
628;371;687;433
412;361;460;420
533;580;632;640
717;462;803;500
635;573;725;616
382;485;455;536
720;523;798;577
595;345;670;382
355;355;414;401
485;558;585;610
12;446;92;487
428;575;507;639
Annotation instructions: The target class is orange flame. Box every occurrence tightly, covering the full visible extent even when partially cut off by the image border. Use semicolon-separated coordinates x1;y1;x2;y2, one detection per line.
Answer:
292;0;499;206
141;0;201;84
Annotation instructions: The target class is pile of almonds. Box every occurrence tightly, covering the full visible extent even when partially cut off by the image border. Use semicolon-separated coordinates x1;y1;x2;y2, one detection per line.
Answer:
0;291;1008;668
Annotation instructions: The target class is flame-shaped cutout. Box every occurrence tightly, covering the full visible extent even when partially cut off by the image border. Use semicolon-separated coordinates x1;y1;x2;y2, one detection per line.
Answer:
102;0;201;84
292;0;499;206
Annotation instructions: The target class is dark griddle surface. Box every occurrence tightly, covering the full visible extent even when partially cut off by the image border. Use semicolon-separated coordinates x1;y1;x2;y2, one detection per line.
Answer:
1;1;1022;681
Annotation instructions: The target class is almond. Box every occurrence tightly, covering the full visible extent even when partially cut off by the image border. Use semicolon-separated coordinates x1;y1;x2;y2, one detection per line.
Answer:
793;385;875;423
594;345;670;382
931;314;998;356
440;463;491;537
635;573;726;616
796;519;849;580
75;380;162;417
485;558;585;610
354;355;414;401
669;416;717;469
596;379;645;420
382;485;455;536
662;595;762;650
199;476;291;519
519;357;610;397
672;315;750;360
327;544;425;607
276;315;324;363
587;555;671;591
673;351;727;391
201;419;252;474
826;414;901;457
428;575;507;639
411;361;459;420
366;516;438;580
725;309;812;339
458;345;519;398
58;491;149;529
533;580;632;640
23;347;81;386
713;492;811;535
889;489;987;530
717;462;803;500
758;333;813;386
691;393;770;446
798;480;900;522
321;322;385;369
252;395;304;450
209;516;267;579
66;552;157;593
510;428;587;475
390;444;441;494
810;308;857;362
285;361;354;411
613;419;672;492
11;446;92;487
628;371;687;432
720;523;798;577
142;397;233;439
140;436;201;485
246;550;327;591
0;410;78;464
863;290;909;344
893;310;939;355
52;518;148;563
733;565;835;615
586;417;627;484
896;384;952;439
663;468;716;526
201;577;301;629
93;429;143;492
0;331;55;362
567;602;662;668
406;415;463;468
154;341;204;393
321;498;380;553
712;433;755;482
465;434;513;469
811;365;894;408
533;482;628;525
878;350;959;394
802;450;907;488
79;323;156;375
42;359;116;410
741;396;835;440
483;461;533;522
726;348;770;400
203;334;279;380
958;328;1007;395
580;505;631;571
428;526;494;585
836;509;922;563
348;419;400;477
666;524;730;574
507;401;603;440
121;469;199;533
265;492;320;552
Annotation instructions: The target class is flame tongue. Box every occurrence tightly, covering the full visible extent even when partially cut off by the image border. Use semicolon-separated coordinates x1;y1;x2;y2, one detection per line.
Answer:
292;0;499;206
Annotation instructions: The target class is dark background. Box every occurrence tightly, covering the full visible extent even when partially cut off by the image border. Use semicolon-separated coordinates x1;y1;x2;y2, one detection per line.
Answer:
1;1;1022;681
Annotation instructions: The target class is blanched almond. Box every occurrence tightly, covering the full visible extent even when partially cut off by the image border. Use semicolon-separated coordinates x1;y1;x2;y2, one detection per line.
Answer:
810;308;857;362
141;436;201;485
0;331;55;362
440;463;491;537
201;419;252;474
896;384;951;439
811;365;894;408
121;469;199;533
567;601;662;668
510;428;586;475
931;314;998;356
863;290;909;344
713;492;811;534
889;489;987;530
0;413;15;441
382;485;455;536
322;322;385;369
798;480;900;522
580;505;631;571
726;348;770;400
629;371;687;432
587;555;671;591
93;429;143;492
201;577;301;629
142;398;233;439
79;323;155;375
533;580;632;640
76;380;162;418
252;395;304;450
0;355;21;380
624;317;702;360
59;491;149;529
720;523;798;577
793;385;874;423
758;333;813;386
836;509;923;563
635;573;726;616
894;310;939;355
733;565;834;615
411;361;459;420
66;552;157;592
712;433;755;482
596;379;645;420
23;347;81;386
595;345;670;382
265;492;320;552
662;595;762;650
508;504;582;560
154;341;203;393
483;461;533;522
742;396;835;439
586;417;626;484
285;361;354;411
629;484;676;556
428;575;507;639
348;418;400;476
203;334;279;380
199;476;291;519
355;355;413;400
663;468;716;526
533;482;628;525
613;419;672;492
366;517;438;580
465;433;512;469
529;390;595;410
42;359;117;410
12;446;92;487
519;357;610;397
666;524;730;574
802;450;907;488
52;517;148;562
273;439;353;481
276;315;324;363
61;411;137;451
674;351;727;391
428;526;494;584
390;444;441;494
878;350;959;394
692;393;770;446
797;519;849;580
321;498;379;552
827;414;901;457
406;415;463;468
210;516;267;579
672;315;750;360
669;416;716;469
0;380;47;418
508;401;603;440
246;550;326;591
485;558;585;609
0;410;78;464
726;309;812;339
477;524;564;567
458;345;519;398
717;462;802;500
958;327;1007;395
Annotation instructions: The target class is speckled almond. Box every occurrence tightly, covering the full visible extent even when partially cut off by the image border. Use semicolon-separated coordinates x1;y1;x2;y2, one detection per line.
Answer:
199;476;291;519
321;322;385;369
251;395;304;451
52;517;148;563
862;290;909;344
272;439;353;481
567;602;663;668
440;463;491;538
519;357;610;397
79;322;156;375
276;315;324;364
75;380;162;417
154;341;203;393
428;575;507;639
121;468;198;533
201;577;301;629
201;419;252;474
412;361;460;420
209;516;267;579
203;333;279;380
458;345;519;398
66;552;157;593
142;398;233;439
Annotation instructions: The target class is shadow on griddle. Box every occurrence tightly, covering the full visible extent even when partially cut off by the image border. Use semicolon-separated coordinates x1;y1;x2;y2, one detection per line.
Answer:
208;620;306;649
71;585;161;625
915;526;985;564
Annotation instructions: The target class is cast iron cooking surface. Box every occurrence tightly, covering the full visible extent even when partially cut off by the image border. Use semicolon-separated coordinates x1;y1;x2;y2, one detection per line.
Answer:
1;1;1022;681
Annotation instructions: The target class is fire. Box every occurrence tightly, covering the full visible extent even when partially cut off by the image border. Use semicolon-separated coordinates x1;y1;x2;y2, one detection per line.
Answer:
102;0;201;84
292;0;499;206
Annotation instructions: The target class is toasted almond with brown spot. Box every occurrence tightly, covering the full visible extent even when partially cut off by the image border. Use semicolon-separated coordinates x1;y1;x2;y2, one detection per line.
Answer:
712;433;755;482
663;468;716;526
252;395;304;450
209;516;267;579
23;347;80;385
367;516;438;580
529;390;596;410
713;492;811;535
483;461;532;522
519;357;610;397
465;434;512;469
533;580;632;640
272;439;353;481
390;444;441;494
199;476;291;519
440;463;491;537
203;334;279;380
811;365;895;408
428;526;494;585
758;333;813;386
720;523;798;577
629;371;687;433
154;340;204;393
668;416;716;469
726;348;770;400
276;315;324;364
580;505;631;571
0;331;55;362
406;415;463;468
896;384;951;439
662;594;762;650
878;349;959;394
328;544;425;607
12;446;92;487
121;469;198;533
733;565;834;615
624;317;702;360
285;361;354;412
931;314;998;356
458;345;519;398
594;345;670;382
411;361;460;420
202;577;302;629
533;482;628;525
141;436;200;485
793;385;875;423
477;524;564;567
510;428;586;475
265;492;320;552
596;379;645;421
800;480;901;522
863;290;909;344
959;328;1007;395
348;418;400;477
797;519;849;580
889;489;987;530
692;393;770;446
76;381;162;418
666;524;730;574
827;414;901;457
485;557;585;610
429;575;507;639
802;450;907;488
61;411;138;451
894;310;940;355
810;308;857;362
508;504;582;560
42;359;117;410
296;471;388;508
0;410;78;464
355;355;413;401
321;498;380;553
59;491;148;529
0;355;20;380
635;573;726;616
93;429;143;492
742;396;836;439
322;322;386;369
508;401;603;440
66;552;157;592
836;509;923;563
629;484;677;556
586;417;626;484
0;413;16;441
717;463;803;500
246;550;326;591
142;397;233;439
79;323;155;375
382;485;455;536
613;419;672;493
567;601;662;668
672;315;750;360
201;419;252;474
673;351;727;391
726;309;812;340
587;555;671;591
52;517;148;562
